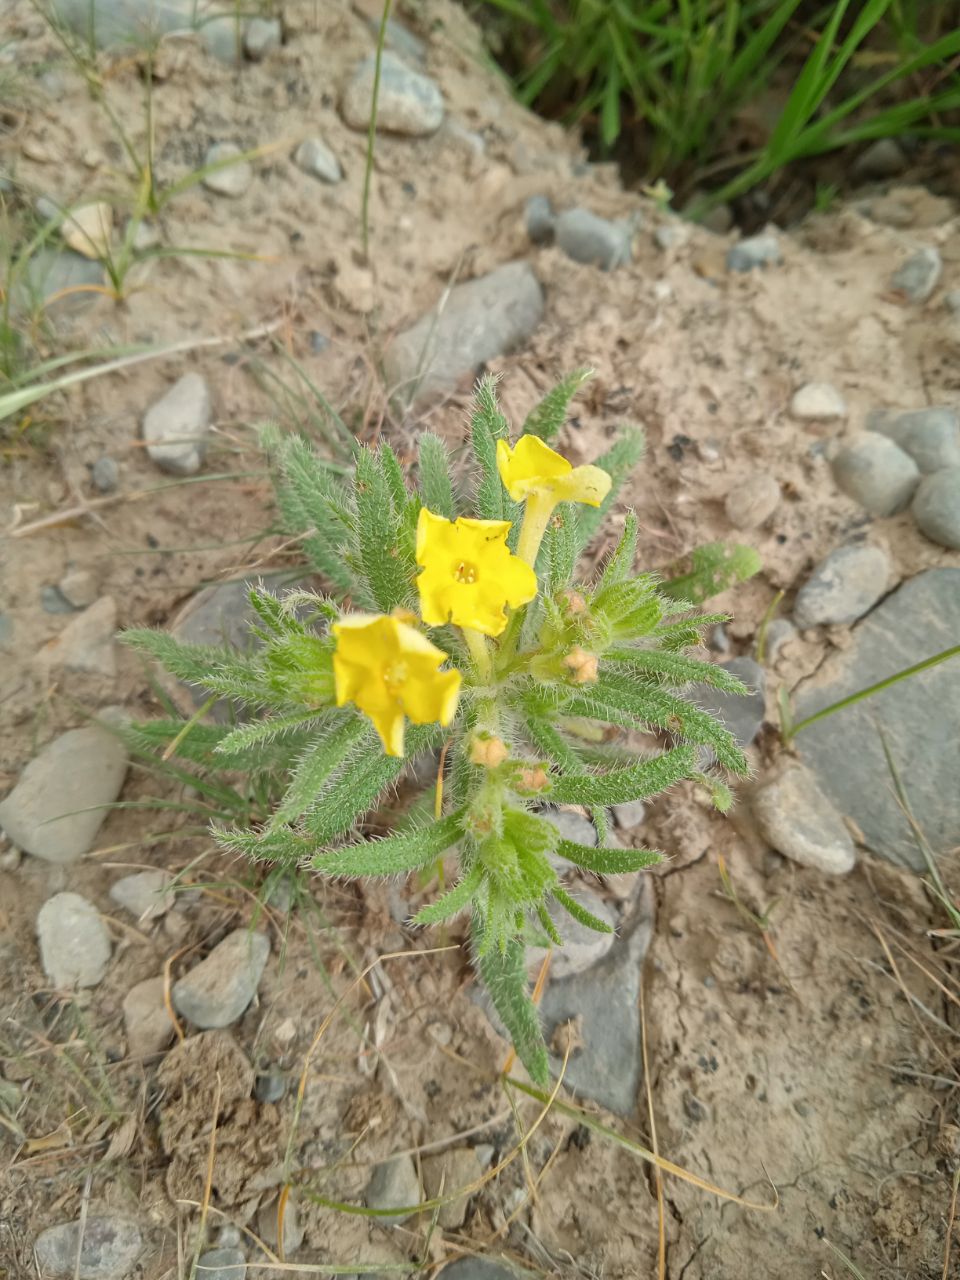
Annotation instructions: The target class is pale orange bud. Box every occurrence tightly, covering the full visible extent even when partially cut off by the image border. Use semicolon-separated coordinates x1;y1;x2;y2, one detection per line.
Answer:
563;646;598;684
469;735;509;768
561;590;588;615
519;765;550;793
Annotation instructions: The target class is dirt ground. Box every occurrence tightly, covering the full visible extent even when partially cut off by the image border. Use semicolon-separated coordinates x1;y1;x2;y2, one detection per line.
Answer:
2;1;960;1277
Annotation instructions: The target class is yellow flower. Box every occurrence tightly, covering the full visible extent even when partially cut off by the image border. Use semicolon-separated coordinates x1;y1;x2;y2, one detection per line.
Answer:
496;435;611;508
415;509;537;638
332;613;461;757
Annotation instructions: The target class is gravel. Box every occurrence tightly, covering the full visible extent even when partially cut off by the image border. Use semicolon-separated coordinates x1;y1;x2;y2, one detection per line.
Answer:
832;434;920;515
110;869;175;919
912;467;960;549
123;976;175;1056
890;246;942;302
528;886;616;980
365;1154;421;1222
752;763;856;875
172;929;270;1027
37;892;112;988
254;1071;286;1103
525;194;555;245
789;382;847;421
293;137;342;183
726;233;781;272
37;595;117;677
341;52;443;136
196;1248;245;1280
0;721;128;863
555;207;632;271
33;1215;142;1279
723;473;780;529
243;16;280;59
869;406;960;474
793;544;890;628
91;455;119;493
142;372;212;475
760;618;798;664
202;143;253;198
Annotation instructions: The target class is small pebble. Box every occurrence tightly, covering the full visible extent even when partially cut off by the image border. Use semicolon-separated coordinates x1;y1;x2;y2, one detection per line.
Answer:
254;1071;286;1104
723;473;780;529
365;1155;421;1223
890;246;942;303
143;372;211;476
789;382;847;421
243;16;281;60
726;233;781;272
91;455;119;493
421;1148;482;1229
57;567;98;609
869;406;960;474
123;976;174;1057
196;1248;245;1280
257;1194;303;1255
525;194;555;245
172;929;270;1028
944;289;960;316
109;869;174;920
33;1216;142;1279
793;544;890;628
341;52;443;136
555;207;632;271
832;434;920;515
912;467;960;549
309;331;330;353
37;892;112;988
202;143;253;199
36;595;117;678
612;800;646;830
759;618;797;664
293;137;342;184
752;763;856;875
854;138;906;180
41;584;76;614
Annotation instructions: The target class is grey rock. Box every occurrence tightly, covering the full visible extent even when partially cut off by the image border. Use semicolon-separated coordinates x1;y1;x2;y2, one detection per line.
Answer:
0;843;21;870
243;16;280;60
891;247;942;303
726;233;781;272
123;976;174;1056
612;800;646;830
216;1226;242;1249
832;434;920;515
37;595;117;678
555;208;631;271
257;1193;303;1255
525;194;555;245
16;248;105;316
34;1215;141;1279
723;473;780;529
110;869;174;919
912;467;960;549
854;138;907;180
759;618;797;664
382;261;543;404
41;584;77;614
709;623;731;654
422;1147;482;1228
378;16;426;64
528;887;616;980
795;568;960;871
196;1248;245;1280
293;137;342;184
58;567;98;609
92;455;119;493
790;382;847;421
254;1071;286;1103
50;0;228;52
365;1154;421;1223
945;289;960;316
870;406;960;474
202;143;253;198
37;893;112;988
694;657;766;751
752;763;856;875
197;14;245;64
542;808;597;847
437;1261;519;1280
793;544;890;628
341;53;443;136
142;372;211;475
0;723;127;863
172;929;270;1027
701;203;733;235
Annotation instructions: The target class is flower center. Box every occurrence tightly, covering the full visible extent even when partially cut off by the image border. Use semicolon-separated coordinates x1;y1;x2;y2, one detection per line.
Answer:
454;560;478;585
383;660;408;693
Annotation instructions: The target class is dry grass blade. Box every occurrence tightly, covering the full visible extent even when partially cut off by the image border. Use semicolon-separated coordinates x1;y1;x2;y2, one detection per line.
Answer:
944;1166;960;1280
639;982;665;1280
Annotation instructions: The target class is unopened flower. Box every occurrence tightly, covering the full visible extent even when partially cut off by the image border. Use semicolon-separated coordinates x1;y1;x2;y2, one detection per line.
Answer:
415;509;537;638
561;589;588;615
332;613;461;757
517;765;550;793
563;646;599;684
470;734;509;768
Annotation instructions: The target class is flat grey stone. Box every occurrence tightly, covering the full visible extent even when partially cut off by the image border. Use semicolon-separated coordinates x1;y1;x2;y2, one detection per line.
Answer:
437;1261;525;1280
202;143;253;198
759;618;797;664
794;568;960;871
693;656;766;751
243;16;280;59
869;406;960;474
58;567;99;609
123;976;174;1056
382;261;543;404
92;455;119;493
891;247;941;302
724;473;780;529
254;1071;286;1103
612;800;646;830
50;0;224;49
726;233;781;272
41;584;76;614
34;1215;141;1279
421;1147;482;1228
14;249;105;316
172;929;270;1027
854;138;906;180
37;893;112;988
790;382;847;421
365;1154;420;1223
0;723;127;863
378;16;426;64
293;137;342;183
110;869;174;919
257;1193;303;1255
555;208;631;271
142;372;211;475
341;52;443;136
37;595;117;677
793;544;890;628
752;763;856;875
945;289;960;315
196;1248;245;1280
913;467;960;549
528;886;616;980
832;434;920;515
525;194;555;245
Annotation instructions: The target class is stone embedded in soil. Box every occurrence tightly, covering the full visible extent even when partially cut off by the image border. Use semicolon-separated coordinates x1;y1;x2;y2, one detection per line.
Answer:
381;261;544;404
33;1214;142;1280
110;869;175;919
142;371;212;475
91;455;119;493
793;544;890;629
196;1248;245;1280
945;289;960;315
794;568;960;871
789;382;847;421
377;16;427;64
525;194;555;245
693;656;766;752
365;1154;421;1223
853;138;907;180
36;595;117;677
15;248;106;316
832;434;920;516
341;52;443;136
422;1147;482;1229
912;467;960;549
123;975;174;1056
0;722;127;863
243;16;280;60
58;567;99;609
172;929;270;1028
612;800;646;830
528;886;616;980
37;892;112;988
49;0;232;54
293;137;342;184
437;1261;518;1280
41;584;76;614
202;143;253;198
257;1192;304;1255
869;406;960;474
759;617;797;664
555;207;632;271
751;763;856;876
726;233;781;272
890;246;942;303
254;1070;286;1103
723;472;780;529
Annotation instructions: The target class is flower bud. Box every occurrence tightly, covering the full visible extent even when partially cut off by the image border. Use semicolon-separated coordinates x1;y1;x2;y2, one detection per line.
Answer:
563;646;598;684
470;734;509;768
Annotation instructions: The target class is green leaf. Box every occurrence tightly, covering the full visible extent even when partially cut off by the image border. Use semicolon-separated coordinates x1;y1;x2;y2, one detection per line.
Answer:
522;368;593;441
550;744;697;806
605;648;748;692
354;446;416;612
471;374;519;524
553;885;614;934
418;433;457;518
597;511;638;587
122;628;275;705
313;809;465;877
546;505;581;590
213;823;308;866
660;541;761;604
268;434;356;596
472;917;549;1087
268;717;370;830
379;441;409;514
556;839;662;874
575;427;645;546
414;863;483;925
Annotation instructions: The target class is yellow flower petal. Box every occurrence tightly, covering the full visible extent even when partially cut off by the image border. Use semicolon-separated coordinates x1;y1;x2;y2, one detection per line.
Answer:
415;508;537;638
332;613;461;756
496;435;612;508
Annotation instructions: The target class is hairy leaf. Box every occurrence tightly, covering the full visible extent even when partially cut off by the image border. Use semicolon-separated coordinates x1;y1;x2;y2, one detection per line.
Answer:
414;863;483;925
472;917;549;1086
354;446;416;612
418;433;456;519
550;744;697;806
313;809;465;877
660;541;761;604
553;884;614;934
604;648;748;692
522;367;592;442
556;839;662;874
268;716;369;831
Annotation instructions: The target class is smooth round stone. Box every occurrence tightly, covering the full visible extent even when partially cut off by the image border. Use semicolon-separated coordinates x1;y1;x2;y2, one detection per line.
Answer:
790;382;847;421
37;892;112;988
752;763;856;875
723;473;780;529
912;467;960;549
726;233;780;272
341;52;443;136
872;407;960;474
293;137;342;184
832;434;920;515
890;247;942;303
202;143;253;198
91;455;119;493
525;194;555;245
